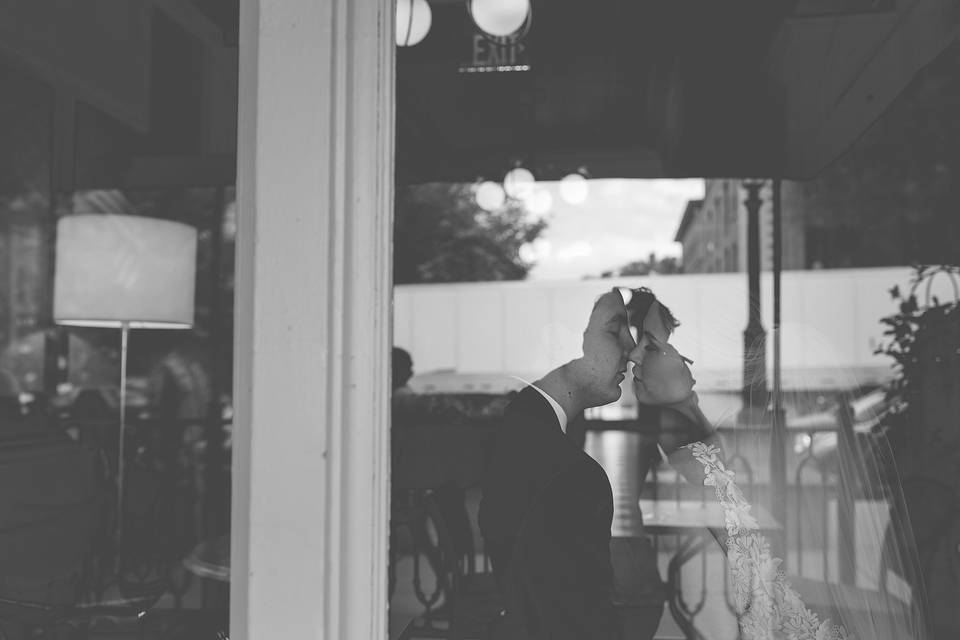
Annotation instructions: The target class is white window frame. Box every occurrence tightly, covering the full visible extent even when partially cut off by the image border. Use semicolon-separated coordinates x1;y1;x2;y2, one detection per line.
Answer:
231;1;394;638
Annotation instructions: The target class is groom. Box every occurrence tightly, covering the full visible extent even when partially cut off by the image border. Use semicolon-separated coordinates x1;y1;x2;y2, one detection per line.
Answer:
479;288;669;640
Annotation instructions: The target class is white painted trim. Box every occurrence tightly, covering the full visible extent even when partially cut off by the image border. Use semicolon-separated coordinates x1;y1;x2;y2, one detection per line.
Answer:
232;0;393;638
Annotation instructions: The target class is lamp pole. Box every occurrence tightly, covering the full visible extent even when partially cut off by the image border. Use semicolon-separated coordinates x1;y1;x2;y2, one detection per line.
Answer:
770;179;787;539
117;321;130;545
53;214;198;552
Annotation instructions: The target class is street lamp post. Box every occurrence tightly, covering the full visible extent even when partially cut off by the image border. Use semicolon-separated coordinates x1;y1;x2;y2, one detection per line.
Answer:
739;178;769;424
739;177;788;553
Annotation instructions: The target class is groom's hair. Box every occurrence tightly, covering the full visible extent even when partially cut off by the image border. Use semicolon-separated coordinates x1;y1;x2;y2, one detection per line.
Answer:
627;287;680;335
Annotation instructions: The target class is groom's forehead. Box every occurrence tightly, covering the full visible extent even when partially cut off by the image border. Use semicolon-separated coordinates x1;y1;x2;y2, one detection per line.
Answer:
590;291;627;324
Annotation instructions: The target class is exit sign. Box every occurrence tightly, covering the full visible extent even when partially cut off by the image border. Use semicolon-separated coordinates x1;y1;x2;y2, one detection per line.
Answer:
459;33;530;73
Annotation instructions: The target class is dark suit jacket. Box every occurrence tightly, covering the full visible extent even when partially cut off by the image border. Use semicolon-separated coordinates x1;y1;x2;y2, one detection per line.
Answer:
479;386;621;640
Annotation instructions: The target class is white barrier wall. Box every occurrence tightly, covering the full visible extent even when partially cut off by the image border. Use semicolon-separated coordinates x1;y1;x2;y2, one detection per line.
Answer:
394;267;954;392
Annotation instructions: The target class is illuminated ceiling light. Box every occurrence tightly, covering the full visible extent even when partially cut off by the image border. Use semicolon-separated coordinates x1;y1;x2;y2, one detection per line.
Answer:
475;180;506;211
522;188;553;216
503;166;535;200
518;243;537;263
519;238;552;263
559;172;589;205
469;0;531;38
396;0;432;47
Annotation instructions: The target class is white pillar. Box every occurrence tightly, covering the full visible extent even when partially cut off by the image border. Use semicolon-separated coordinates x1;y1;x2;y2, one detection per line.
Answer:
231;0;394;638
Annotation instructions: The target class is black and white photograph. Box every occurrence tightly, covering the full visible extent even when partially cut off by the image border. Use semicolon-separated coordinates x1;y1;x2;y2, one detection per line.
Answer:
0;1;958;639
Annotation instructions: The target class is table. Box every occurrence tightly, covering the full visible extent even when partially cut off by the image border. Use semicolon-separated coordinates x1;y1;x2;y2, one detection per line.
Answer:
183;535;230;582
634;499;781;640
637;498;780;535
183;534;231;634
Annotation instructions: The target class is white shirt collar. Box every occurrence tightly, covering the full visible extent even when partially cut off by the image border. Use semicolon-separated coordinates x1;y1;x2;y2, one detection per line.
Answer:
529;384;568;434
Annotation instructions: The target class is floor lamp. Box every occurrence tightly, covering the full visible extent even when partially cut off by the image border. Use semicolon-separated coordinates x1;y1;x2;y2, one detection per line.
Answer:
53;213;197;542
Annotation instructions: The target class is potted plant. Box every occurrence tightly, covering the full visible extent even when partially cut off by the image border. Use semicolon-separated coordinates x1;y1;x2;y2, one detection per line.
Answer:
875;264;960;639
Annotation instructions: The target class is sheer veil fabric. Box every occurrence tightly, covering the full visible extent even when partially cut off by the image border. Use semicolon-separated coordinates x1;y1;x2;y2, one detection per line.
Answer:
626;285;930;639
682;431;930;640
685;442;850;640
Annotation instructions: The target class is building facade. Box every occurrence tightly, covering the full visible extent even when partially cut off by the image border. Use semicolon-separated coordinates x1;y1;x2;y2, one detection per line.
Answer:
675;179;807;274
677;40;960;275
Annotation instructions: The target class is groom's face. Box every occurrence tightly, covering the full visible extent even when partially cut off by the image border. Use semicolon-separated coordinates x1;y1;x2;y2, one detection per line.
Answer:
578;290;635;406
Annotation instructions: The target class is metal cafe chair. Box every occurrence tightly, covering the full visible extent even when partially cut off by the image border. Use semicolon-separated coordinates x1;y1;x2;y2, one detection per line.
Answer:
392;420;503;640
0;419;221;640
395;485;503;640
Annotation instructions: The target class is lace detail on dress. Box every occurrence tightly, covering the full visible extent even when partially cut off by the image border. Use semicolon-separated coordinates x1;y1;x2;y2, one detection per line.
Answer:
683;442;851;640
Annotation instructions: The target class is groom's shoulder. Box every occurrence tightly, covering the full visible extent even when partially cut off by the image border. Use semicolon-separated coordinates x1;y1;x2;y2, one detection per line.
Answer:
482;389;551;461
501;386;553;430
505;385;547;414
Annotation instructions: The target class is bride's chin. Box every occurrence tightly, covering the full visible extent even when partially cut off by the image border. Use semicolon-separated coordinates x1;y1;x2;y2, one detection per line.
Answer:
632;383;648;403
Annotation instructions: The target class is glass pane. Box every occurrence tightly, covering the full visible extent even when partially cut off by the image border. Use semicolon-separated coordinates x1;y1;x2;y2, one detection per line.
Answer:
0;5;236;638
392;10;956;639
0;58;54;411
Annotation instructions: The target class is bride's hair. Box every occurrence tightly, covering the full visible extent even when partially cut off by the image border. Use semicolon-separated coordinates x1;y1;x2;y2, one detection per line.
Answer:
626;286;680;335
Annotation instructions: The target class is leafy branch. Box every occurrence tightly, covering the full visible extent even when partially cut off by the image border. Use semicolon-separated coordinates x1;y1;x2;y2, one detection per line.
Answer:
875;264;960;420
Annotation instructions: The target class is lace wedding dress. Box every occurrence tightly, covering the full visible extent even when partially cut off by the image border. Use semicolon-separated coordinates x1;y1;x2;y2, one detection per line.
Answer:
685;442;851;640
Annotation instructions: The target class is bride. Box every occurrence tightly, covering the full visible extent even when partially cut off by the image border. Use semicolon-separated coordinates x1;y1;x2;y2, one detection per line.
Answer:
627;287;930;640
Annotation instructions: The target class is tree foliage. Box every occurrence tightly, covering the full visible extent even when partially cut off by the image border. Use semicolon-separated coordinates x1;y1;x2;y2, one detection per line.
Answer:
394;183;546;284
618;253;683;277
594;253;683;278
875;265;960;406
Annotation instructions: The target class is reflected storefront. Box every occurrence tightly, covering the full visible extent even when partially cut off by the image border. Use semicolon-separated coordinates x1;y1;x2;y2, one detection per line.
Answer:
387;3;960;639
2;1;960;640
0;6;236;638
0;2;395;639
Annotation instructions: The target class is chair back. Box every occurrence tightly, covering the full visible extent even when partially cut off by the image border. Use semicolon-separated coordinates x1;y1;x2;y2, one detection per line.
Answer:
0;434;100;605
392;420;496;491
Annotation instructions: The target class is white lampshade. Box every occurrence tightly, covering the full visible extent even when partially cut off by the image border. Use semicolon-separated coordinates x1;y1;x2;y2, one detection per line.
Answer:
54;214;197;329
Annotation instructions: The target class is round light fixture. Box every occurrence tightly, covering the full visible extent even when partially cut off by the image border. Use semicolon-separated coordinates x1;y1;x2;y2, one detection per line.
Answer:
475;181;506;211
469;0;530;38
519;238;551;263
523;188;553;216
518;243;537;264
503;166;535;200
559;173;589;205
396;0;432;47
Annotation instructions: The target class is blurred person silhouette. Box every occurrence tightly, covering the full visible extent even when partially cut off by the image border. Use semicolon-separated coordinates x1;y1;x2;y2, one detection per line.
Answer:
390;344;481;622
393;346;414;393
391;346;424;427
142;336;217;542
0;369;22;423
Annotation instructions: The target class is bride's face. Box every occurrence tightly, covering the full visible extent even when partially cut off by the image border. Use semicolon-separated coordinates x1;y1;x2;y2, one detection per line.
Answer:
629;300;695;405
